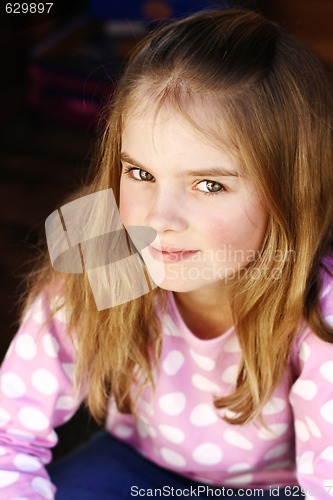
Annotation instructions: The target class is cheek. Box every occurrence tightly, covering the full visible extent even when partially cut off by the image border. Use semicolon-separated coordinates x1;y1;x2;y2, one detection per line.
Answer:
203;204;267;252
119;179;150;227
119;185;134;226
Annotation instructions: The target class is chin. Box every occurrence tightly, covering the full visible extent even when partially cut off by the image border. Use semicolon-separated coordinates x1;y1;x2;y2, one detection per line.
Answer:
150;275;217;293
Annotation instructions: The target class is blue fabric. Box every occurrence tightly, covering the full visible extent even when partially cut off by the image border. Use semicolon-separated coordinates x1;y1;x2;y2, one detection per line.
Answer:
47;431;297;499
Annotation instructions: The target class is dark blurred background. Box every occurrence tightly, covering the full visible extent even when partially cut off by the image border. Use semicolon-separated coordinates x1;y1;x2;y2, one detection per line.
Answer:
1;0;333;461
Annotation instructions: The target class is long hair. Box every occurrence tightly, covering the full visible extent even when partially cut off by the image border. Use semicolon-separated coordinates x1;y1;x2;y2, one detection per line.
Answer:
22;8;333;424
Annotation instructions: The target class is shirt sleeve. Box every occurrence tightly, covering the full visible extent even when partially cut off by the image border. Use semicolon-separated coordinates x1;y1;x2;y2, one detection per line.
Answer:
0;290;84;499
290;277;333;500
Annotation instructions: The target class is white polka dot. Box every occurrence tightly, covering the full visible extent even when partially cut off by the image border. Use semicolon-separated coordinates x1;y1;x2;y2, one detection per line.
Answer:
164;315;182;337
262;397;286;415
32;369;58;395
194;476;215;485
0;446;6;456
257;423;288;440
221;365;238;384
15;334;37;360
50;296;68;323
223;430;253;450
299;342;311;363
292;380;317;400
227;467;256;485
18;408;49;431
158;393;186;416
146;425;157;438
321;400;333;424
32;297;44;324
13;453;41;472
191;374;220;392
158;425;185;444
304;416;321;438
321;286;331;298
136;417;156;439
46;431;58;444
189;350;215;371
162;351;184;376
1;373;26;398
137;419;149;438
62;413;72;424
325;314;333;327
55;396;76;410
139;399;154;416
192;443;222;465
160;448;186;467
264;443;289;460
0;470;20;487
190;404;218;427
42;334;60;358
62;363;75;381
321;446;333;462
7;428;35;440
224;336;240;352
294;420;310;442
0;408;10;426
31;477;53;499
113;424;134;439
320;361;333;383
225;474;253;485
298;451;314;475
54;308;68;324
221;408;241;420
228;463;249;473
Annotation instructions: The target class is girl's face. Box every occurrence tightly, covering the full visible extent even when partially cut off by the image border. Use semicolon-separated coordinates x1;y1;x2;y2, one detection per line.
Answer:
119;108;267;295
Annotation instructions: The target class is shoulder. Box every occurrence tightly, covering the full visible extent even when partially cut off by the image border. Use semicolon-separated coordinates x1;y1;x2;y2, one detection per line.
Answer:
291;258;333;373
14;283;75;360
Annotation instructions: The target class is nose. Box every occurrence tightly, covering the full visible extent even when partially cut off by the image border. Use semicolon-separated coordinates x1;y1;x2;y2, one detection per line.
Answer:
144;187;188;233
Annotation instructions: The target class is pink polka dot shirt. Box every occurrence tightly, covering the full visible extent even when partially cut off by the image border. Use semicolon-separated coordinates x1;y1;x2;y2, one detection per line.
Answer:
1;273;333;499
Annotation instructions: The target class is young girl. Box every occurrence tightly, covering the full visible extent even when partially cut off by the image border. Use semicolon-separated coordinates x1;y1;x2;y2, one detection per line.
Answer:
1;7;333;500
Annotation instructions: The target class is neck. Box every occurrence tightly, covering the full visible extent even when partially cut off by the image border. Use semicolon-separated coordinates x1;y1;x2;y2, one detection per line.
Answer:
173;285;234;340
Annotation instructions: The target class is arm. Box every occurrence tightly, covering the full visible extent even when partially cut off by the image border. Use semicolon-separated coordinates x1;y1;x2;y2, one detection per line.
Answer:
0;292;84;499
290;281;333;500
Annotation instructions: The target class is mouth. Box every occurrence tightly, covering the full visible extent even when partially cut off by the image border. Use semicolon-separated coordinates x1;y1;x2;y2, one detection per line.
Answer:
148;245;199;262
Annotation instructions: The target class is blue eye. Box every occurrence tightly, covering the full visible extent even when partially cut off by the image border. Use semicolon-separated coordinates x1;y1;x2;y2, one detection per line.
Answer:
196;180;225;194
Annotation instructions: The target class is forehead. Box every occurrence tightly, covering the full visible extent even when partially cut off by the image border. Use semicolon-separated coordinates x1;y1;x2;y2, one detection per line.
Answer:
121;101;239;163
122;109;237;169
121;111;247;185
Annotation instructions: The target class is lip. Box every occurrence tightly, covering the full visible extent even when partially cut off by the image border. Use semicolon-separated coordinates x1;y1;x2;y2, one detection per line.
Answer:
148;245;199;262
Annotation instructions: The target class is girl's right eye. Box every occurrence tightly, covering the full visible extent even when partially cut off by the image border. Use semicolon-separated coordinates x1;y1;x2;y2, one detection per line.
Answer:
124;166;155;182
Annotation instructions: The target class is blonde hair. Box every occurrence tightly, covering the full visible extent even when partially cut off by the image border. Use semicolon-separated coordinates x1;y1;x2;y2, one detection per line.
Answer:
23;8;333;424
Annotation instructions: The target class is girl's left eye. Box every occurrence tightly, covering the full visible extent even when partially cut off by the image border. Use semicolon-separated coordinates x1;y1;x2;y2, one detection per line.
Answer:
196;180;225;194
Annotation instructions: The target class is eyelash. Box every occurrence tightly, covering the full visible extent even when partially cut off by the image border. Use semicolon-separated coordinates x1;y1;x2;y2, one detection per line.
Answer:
122;166;227;196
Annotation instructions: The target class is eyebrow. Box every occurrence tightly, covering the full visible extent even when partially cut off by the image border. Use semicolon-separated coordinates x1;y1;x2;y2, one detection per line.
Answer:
120;152;240;178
